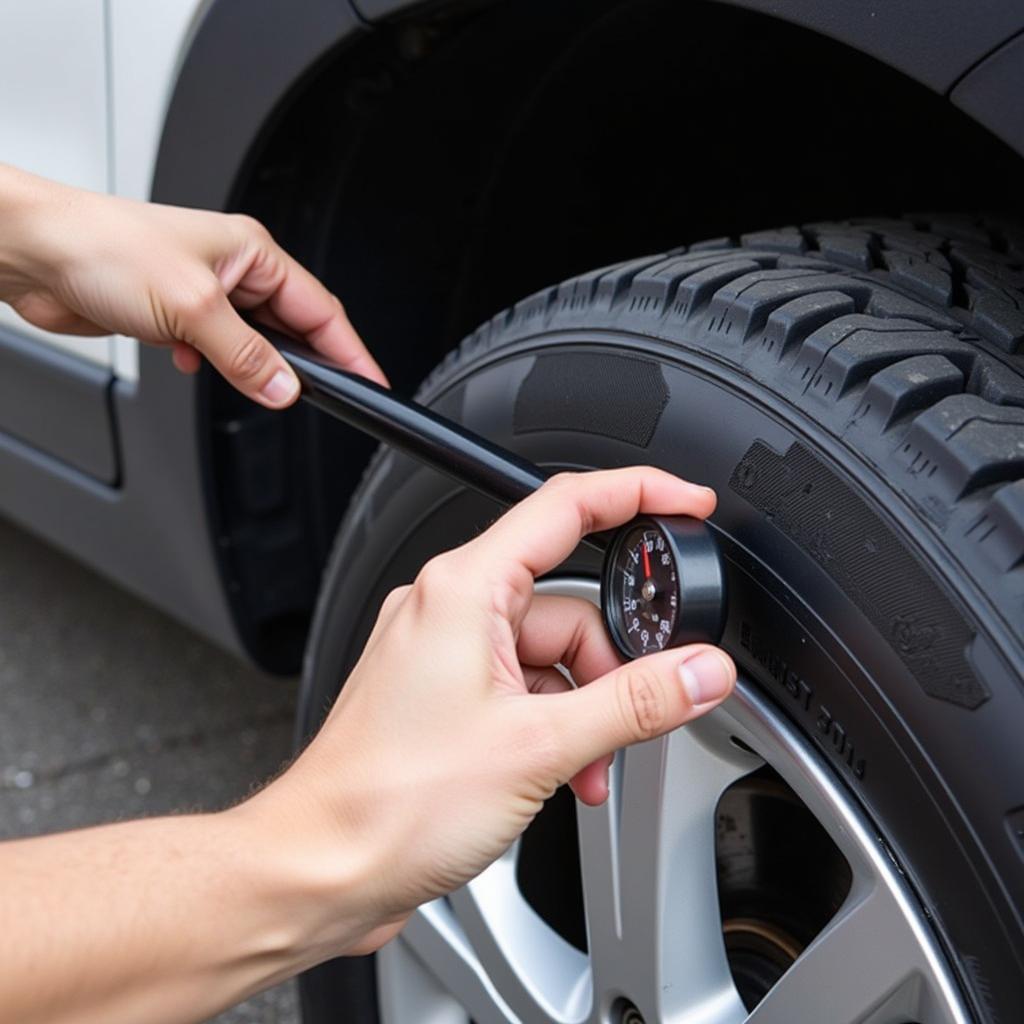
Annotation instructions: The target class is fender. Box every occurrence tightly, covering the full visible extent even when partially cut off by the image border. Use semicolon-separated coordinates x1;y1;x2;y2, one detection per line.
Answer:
151;0;365;211
154;0;1024;218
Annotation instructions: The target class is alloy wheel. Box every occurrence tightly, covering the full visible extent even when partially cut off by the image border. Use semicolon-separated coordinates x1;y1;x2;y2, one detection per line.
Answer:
375;579;970;1024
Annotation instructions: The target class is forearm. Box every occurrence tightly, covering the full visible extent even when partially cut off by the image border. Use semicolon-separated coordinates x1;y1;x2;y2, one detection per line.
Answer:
0;802;369;1024
0;161;386;401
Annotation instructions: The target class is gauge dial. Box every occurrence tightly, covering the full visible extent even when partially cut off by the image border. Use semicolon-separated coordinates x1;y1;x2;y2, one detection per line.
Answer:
605;521;680;658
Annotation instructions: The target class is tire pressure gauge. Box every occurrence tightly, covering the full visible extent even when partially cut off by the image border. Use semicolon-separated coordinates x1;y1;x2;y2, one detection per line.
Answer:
601;515;727;659
270;330;728;658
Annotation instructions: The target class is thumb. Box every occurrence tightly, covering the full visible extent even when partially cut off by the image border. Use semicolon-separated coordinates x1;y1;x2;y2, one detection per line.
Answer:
548;645;736;775
183;287;300;408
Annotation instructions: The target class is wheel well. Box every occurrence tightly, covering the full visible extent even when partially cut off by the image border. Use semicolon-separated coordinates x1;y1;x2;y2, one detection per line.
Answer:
212;0;1024;672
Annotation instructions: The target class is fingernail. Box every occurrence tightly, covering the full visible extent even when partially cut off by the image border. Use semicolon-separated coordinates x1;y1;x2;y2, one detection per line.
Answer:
679;650;734;706
261;368;299;405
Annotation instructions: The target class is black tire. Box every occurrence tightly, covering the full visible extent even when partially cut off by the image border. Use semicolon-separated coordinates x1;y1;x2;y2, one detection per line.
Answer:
298;215;1024;1023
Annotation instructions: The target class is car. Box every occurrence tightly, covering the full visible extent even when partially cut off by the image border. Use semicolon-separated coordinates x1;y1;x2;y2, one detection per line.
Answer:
2;1;1024;1021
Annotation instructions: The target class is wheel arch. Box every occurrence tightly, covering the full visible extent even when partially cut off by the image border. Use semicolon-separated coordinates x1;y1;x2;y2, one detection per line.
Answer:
358;0;1024;140
154;0;1024;214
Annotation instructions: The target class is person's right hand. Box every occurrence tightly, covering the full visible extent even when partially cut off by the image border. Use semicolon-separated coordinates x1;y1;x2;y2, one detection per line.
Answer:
0;163;386;407
243;467;736;958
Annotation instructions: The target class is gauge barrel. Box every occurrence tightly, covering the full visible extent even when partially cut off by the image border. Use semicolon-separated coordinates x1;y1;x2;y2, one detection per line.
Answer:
272;330;550;508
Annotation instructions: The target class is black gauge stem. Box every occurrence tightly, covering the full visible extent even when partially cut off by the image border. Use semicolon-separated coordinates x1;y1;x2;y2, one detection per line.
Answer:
271;330;610;553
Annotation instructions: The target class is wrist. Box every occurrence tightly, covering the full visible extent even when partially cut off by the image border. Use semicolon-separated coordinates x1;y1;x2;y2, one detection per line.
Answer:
222;781;385;968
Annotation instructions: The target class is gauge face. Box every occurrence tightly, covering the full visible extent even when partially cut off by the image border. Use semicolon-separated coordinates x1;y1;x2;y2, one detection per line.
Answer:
607;522;679;658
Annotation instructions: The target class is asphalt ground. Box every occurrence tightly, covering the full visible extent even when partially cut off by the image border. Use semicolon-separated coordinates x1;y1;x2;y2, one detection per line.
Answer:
0;513;301;1023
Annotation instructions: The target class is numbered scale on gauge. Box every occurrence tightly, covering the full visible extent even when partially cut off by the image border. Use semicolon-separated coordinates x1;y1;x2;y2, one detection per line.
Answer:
601;515;728;661
614;524;678;654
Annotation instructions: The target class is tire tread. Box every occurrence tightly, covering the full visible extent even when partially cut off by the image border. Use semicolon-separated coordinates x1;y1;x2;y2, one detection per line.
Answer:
413;213;1024;640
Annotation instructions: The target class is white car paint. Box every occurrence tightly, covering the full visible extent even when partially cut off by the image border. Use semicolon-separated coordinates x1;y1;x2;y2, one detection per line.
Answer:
0;0;207;379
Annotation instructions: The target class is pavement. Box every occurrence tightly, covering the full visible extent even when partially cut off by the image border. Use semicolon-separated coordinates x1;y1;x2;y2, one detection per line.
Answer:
0;513;301;1023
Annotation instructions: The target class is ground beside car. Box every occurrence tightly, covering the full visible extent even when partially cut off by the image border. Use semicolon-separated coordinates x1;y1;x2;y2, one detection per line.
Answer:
0;515;300;1023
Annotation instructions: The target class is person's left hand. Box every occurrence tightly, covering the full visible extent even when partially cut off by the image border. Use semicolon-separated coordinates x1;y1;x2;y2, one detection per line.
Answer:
0;165;386;406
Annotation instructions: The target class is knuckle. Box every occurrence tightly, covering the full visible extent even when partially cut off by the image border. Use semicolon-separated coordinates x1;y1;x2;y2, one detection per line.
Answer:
182;280;223;322
573;497;597;538
537;474;597;535
228;332;270;382
232;212;271;240
564;601;600;664
618;667;668;742
379;585;411;617
485;561;531;621
413;555;456;602
542;472;577;493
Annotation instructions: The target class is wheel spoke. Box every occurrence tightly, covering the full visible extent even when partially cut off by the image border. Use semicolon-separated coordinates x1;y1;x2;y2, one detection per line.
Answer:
397;898;521;1024
746;881;928;1024
578;714;760;1021
378;935;471;1024
446;847;591;1022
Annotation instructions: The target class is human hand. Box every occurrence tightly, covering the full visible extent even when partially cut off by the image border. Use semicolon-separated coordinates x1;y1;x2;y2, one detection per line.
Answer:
0;164;386;406
244;468;736;957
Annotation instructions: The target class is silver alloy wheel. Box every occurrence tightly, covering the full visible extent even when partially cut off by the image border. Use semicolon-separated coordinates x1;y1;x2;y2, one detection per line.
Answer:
376;579;970;1024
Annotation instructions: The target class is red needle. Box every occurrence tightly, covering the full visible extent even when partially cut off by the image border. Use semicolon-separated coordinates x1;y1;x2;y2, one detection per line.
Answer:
642;543;652;580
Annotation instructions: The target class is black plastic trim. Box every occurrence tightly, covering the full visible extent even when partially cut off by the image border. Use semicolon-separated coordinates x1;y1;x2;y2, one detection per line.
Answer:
0;327;119;483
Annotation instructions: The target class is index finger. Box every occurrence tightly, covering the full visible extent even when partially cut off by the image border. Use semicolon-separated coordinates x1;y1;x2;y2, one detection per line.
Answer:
245;244;389;387
477;468;716;579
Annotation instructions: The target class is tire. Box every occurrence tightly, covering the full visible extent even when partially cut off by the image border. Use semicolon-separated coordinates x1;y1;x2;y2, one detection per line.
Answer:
298;215;1024;1023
